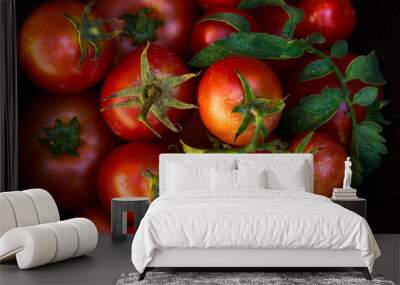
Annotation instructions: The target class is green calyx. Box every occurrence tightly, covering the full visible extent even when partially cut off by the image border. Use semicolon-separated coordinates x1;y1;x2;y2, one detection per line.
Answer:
180;72;286;154
121;8;164;45
102;42;198;138
143;170;159;201
38;117;83;157
180;135;289;154
232;72;285;141
64;0;122;65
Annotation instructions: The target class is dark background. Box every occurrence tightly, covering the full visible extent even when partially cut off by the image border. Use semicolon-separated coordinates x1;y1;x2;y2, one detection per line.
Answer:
349;0;400;233
1;0;399;233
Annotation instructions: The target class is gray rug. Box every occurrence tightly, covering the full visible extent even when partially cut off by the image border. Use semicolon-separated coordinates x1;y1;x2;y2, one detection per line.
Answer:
116;272;396;285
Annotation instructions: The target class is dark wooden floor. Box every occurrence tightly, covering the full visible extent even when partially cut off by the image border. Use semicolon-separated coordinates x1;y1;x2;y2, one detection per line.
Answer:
0;235;134;285
0;234;398;285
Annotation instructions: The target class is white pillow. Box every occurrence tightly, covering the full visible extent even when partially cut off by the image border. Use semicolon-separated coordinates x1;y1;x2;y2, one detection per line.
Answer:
236;169;267;189
211;168;237;190
167;162;211;191
238;159;308;191
266;167;306;191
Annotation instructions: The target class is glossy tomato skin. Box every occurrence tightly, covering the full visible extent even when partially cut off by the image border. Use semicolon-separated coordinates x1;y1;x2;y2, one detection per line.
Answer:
285;52;382;148
19;92;120;215
97;143;163;213
289;132;347;197
251;5;288;36
198;56;283;146
191;8;258;55
295;0;356;47
100;45;195;141
160;111;214;151
198;0;240;11
96;0;197;61
18;0;114;94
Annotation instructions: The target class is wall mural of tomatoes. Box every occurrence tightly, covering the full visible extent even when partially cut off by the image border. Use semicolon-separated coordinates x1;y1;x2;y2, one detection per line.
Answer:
18;0;390;233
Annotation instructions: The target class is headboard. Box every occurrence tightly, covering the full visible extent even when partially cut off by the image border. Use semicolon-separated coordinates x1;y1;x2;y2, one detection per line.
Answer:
159;153;314;195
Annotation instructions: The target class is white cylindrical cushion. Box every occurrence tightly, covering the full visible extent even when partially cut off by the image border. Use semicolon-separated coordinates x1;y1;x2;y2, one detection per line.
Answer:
0;192;39;227
0;226;57;269
0;218;97;269
65;218;98;257
23;189;60;224
42;221;79;263
0;196;17;237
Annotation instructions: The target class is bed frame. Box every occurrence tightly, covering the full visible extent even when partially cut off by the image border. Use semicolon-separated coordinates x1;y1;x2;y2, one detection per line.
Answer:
139;154;371;280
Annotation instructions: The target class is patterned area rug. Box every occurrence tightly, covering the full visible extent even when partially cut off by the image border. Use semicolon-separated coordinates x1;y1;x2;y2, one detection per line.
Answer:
117;272;396;285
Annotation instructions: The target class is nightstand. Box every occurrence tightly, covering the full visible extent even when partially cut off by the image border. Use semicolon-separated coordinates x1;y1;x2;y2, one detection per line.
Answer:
332;198;366;219
111;197;149;242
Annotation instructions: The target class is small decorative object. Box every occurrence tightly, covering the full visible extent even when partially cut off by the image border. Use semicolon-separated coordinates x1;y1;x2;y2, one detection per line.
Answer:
332;157;358;200
342;157;353;190
111;197;149;242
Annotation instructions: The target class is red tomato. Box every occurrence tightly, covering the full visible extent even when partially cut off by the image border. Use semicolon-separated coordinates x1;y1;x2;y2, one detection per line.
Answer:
77;206;111;234
191;7;258;55
295;0;356;47
198;0;240;11
97;143;163;213
19;92;120;215
251;5;288;36
18;0;114;94
285;52;384;148
198;56;283;146
96;0;198;61
249;4;301;80
101;45;196;141
160;111;214;151
289;132;347;197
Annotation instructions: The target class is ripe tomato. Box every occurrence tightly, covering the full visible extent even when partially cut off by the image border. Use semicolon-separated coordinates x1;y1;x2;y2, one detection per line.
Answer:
100;45;196;141
249;3;300;79
289;131;347;197
160;111;214;151
198;56;283;146
96;0;197;61
285;52;383;148
250;5;288;36
97;143;163;214
19;0;114;94
295;0;356;47
191;7;258;55
77;206;111;234
19;92;120;215
198;0;240;11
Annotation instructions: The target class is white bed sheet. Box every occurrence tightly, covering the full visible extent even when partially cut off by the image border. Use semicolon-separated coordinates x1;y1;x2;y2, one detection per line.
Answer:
131;190;380;273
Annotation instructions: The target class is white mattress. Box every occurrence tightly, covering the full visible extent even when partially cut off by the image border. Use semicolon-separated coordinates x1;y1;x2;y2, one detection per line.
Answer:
131;190;380;273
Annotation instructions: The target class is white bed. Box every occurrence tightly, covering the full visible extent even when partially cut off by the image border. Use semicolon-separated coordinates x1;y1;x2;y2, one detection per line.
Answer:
131;154;380;280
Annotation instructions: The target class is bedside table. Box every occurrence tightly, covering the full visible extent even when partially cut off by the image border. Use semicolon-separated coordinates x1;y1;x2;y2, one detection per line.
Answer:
111;197;149;242
332;198;366;219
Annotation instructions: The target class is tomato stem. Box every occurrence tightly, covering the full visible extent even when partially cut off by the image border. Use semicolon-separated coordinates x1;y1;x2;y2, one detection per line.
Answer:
101;42;198;137
306;45;359;157
64;0;122;65
143;170;159;201
121;8;164;45
38;117;83;157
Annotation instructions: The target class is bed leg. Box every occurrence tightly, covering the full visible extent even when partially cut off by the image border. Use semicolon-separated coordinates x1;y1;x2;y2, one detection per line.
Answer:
138;268;148;281
354;267;371;280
